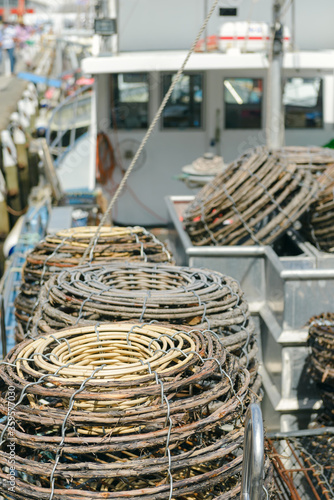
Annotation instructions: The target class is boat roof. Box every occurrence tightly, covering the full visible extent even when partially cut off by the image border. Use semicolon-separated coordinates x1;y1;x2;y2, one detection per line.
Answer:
82;49;334;74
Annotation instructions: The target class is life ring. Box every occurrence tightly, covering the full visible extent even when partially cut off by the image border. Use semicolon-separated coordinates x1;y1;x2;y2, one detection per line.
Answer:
96;132;115;184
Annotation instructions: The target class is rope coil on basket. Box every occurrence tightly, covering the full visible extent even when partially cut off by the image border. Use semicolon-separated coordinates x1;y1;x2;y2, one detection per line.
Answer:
307;312;334;418
23;263;257;368
183;146;319;247
14;226;173;333
0;322;268;500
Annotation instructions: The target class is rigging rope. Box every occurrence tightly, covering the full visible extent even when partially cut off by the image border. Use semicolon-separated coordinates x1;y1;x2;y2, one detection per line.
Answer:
79;0;220;264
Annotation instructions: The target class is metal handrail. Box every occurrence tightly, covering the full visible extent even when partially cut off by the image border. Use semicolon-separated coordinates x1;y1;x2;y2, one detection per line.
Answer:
267;427;334;439
241;403;265;500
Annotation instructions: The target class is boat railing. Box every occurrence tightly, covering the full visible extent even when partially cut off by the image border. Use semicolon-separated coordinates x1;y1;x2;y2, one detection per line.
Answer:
0;193;50;358
46;84;92;161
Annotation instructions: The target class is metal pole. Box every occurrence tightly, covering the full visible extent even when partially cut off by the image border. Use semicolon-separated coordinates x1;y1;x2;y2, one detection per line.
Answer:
241;404;264;500
99;0;115;55
102;0;109;17
55;39;63;77
116;0;119;54
291;0;296;51
3;0;9;21
90;0;95;29
267;427;334;439
267;0;285;149
18;0;25;20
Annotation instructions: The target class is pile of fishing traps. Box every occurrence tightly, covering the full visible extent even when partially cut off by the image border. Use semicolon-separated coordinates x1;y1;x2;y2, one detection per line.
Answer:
23;263;257;371
0;322;271;499
183;146;320;247
305;164;334;252
17;262;258;373
308;312;334;419
14;226;173;337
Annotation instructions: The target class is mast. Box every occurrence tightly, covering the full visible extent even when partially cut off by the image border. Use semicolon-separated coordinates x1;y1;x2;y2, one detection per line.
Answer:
3;0;9;20
97;0;117;55
267;0;285;149
115;0;119;54
18;0;25;18
291;0;296;51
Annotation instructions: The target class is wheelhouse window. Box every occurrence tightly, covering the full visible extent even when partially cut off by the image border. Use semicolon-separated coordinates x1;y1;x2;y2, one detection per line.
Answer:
283;77;323;128
224;78;263;129
162;74;203;129
110;73;149;129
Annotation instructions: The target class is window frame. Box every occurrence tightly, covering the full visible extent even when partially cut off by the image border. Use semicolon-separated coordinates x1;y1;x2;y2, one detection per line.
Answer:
110;72;150;131
283;76;324;130
160;72;205;131
223;77;264;130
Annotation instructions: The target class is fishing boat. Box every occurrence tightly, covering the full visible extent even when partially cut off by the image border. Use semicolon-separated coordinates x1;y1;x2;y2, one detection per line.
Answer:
53;0;333;226
0;1;333;498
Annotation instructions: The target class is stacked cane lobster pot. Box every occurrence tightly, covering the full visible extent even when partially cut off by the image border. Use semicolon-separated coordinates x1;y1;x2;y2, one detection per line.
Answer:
30;263;257;373
0;222;271;498
0;322;272;499
278;146;334;173
14;226;173;342
182;146;334;250
305;164;334;252
183;147;319;247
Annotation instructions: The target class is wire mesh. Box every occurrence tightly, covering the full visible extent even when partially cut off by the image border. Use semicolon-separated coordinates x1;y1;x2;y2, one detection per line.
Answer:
268;429;334;500
268;315;334;500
